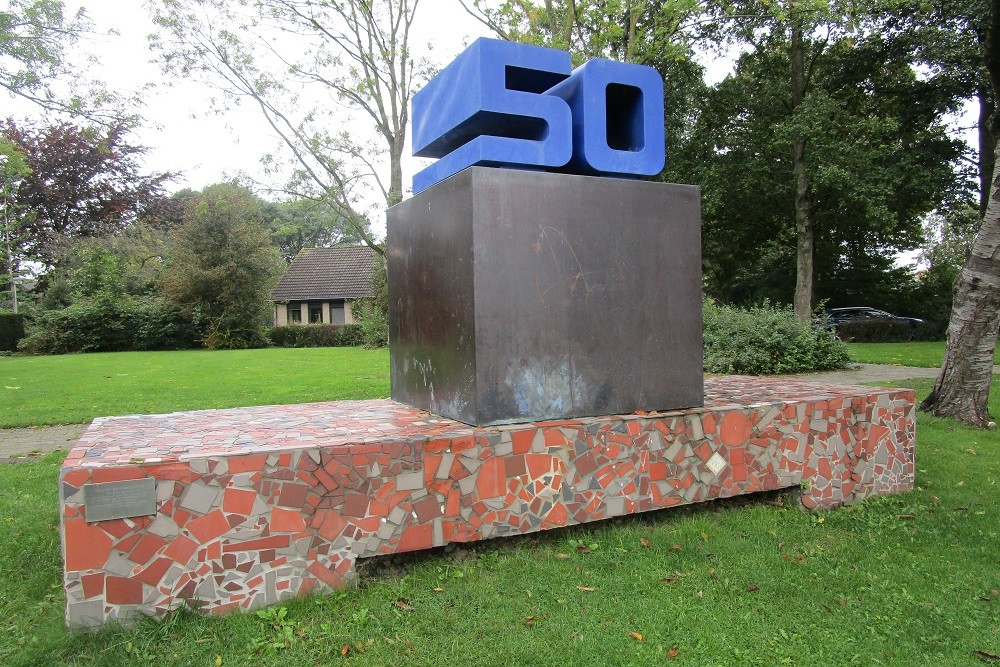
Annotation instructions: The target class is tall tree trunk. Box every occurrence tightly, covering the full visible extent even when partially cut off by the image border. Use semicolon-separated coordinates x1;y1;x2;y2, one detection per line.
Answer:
389;133;404;207
922;0;1000;425
978;85;995;217
920;142;1000;424
791;22;814;323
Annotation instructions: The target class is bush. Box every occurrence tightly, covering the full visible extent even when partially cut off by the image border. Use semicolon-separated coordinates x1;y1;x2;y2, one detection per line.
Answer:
18;296;198;354
703;299;850;374
265;324;364;348
0;311;25;352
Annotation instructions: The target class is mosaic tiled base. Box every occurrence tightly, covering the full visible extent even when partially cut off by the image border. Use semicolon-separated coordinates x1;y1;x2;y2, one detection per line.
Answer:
60;377;915;628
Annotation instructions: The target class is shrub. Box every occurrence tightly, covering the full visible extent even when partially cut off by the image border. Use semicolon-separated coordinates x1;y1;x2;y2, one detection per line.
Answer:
18;296;198;354
0;311;25;352
703;299;850;375
265;324;364;348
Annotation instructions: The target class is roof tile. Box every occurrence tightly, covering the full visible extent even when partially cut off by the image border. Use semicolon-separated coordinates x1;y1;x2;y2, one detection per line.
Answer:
271;246;376;301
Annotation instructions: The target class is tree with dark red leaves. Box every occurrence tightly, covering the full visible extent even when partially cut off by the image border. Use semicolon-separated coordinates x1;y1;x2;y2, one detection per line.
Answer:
0;119;173;268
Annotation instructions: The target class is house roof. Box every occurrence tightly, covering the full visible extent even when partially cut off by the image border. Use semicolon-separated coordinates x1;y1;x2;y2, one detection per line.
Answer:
271;246;376;301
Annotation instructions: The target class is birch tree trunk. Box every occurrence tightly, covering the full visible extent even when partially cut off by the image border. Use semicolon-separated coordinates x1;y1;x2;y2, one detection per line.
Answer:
920;142;1000;424
921;0;1000;425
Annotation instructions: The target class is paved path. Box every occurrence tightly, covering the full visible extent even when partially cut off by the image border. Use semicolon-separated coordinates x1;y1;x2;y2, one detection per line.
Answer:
0;364;952;462
0;424;87;462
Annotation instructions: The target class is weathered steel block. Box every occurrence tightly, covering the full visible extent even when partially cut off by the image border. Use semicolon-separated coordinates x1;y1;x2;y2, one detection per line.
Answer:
387;166;703;426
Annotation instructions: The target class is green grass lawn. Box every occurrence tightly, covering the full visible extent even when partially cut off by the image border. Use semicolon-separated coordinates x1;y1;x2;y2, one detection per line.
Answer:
1;376;998;666
847;341;1000;368
0;348;390;428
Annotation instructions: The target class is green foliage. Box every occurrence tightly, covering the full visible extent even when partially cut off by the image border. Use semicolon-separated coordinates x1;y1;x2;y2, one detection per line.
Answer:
261;199;363;263
0;310;24;351
703;299;850;374
695;31;965;307
160;183;283;350
17;295;197;354
350;254;388;348
266;324;363;348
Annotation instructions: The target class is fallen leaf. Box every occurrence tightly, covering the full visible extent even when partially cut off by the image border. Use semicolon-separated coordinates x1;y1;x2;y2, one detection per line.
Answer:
394;598;416;612
708;567;717;577
555;553;571;560
668;647;680;658
700;531;709;542
629;631;644;642
747;584;759;592
974;650;1000;662
432;587;444;593
661;576;679;585
992;589;1000;596
524;616;536;628
696;590;704;599
341;645;350;656
671;544;682;551
897;514;915;520
640;537;652;548
839;598;847;607
966;448;978;456
576;586;596;592
576;545;591;554
821;604;832;612
214;656;223;667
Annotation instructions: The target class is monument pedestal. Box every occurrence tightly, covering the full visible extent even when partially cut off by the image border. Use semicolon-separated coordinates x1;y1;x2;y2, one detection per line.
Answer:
61;377;914;628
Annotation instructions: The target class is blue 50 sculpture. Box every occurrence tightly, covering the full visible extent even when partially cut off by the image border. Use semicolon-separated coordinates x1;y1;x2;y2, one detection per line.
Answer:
411;38;665;193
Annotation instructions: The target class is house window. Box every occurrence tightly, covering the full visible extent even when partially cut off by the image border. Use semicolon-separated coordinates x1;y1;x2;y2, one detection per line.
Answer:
287;303;302;324
309;305;323;323
330;300;346;325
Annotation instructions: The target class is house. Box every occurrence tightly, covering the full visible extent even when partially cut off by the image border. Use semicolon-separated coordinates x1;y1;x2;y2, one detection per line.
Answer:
271;246;376;325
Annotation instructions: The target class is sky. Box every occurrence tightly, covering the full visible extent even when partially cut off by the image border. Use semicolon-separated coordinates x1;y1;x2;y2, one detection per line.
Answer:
54;0;492;199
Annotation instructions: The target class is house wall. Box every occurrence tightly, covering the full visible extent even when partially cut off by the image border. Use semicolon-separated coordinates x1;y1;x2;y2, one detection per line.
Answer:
272;300;352;326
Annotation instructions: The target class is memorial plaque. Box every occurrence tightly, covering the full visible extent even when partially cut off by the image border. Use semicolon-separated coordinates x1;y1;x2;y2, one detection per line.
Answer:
83;477;156;522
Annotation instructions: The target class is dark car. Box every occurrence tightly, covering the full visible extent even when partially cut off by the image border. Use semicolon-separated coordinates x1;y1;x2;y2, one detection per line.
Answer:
825;307;923;327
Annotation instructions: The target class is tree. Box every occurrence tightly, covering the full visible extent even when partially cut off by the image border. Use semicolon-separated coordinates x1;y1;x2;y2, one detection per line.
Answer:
260;198;362;262
920;0;1000;425
1;1;128;121
150;0;429;253
696;33;963;309
0;119;173;269
160;183;283;349
0;138;32;313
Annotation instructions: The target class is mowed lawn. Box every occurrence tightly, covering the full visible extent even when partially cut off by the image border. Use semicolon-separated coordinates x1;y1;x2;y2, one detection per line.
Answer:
847;341;1000;368
0;348;390;428
1;376;998;666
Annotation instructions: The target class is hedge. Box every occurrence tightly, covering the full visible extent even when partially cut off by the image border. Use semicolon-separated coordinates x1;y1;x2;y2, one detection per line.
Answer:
18;297;199;355
265;324;364;348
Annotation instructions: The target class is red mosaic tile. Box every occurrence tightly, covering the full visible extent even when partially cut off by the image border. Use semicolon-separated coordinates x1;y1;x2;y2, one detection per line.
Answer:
106;575;143;605
187;510;230;544
64;518;113;571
